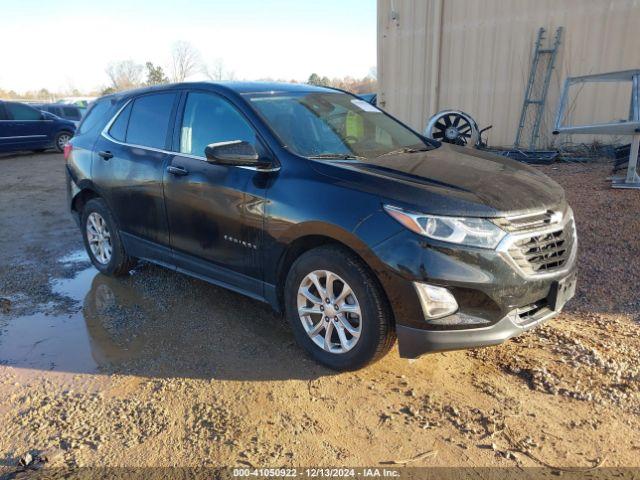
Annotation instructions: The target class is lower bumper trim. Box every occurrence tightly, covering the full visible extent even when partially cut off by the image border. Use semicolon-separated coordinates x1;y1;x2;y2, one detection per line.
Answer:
396;308;558;359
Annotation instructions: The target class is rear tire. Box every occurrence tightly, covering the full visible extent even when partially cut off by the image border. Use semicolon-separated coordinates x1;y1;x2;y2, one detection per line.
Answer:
81;198;136;276
284;245;395;370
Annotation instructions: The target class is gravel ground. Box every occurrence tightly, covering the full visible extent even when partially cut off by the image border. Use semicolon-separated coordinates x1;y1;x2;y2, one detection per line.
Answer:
0;153;639;472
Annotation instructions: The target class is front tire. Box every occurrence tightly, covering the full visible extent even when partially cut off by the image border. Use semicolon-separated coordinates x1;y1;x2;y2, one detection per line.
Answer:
81;198;136;276
284;245;395;370
54;131;72;153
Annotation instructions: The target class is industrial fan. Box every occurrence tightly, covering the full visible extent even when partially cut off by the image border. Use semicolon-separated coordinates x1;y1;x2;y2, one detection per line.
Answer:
424;110;482;147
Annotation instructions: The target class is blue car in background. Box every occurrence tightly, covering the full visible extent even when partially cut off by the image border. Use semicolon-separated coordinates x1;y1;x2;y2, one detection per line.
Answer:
0;100;76;153
32;103;84;126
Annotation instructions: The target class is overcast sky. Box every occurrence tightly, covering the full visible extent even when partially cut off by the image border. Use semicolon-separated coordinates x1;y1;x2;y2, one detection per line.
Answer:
1;0;376;93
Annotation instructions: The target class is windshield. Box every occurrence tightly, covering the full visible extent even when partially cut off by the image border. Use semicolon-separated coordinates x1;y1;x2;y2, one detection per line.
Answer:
246;91;434;159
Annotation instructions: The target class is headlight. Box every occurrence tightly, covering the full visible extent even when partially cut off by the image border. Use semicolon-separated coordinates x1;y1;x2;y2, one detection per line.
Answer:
383;205;506;249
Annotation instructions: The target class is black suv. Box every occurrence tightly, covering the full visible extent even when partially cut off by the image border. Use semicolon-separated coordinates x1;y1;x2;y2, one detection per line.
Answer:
66;82;577;370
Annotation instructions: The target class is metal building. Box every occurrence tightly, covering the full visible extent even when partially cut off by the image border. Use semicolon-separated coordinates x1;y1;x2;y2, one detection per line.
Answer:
377;0;640;147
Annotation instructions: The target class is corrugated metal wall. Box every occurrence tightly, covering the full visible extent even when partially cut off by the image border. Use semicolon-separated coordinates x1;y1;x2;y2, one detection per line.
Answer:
378;0;640;147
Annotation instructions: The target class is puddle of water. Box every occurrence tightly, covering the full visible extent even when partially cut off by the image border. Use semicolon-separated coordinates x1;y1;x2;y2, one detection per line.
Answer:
0;258;321;380
0;267;115;372
58;249;90;266
0;309;98;371
52;266;96;302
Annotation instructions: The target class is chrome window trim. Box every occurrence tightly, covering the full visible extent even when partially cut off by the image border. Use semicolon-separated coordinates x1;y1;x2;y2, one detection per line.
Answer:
100;98;280;173
496;207;577;279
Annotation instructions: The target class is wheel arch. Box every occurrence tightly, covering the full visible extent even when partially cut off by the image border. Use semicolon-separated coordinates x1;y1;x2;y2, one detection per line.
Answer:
55;129;75;143
273;227;396;330
71;184;101;218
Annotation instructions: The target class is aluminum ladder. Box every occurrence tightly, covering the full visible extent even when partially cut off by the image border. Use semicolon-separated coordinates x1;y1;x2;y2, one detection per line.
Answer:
515;27;563;149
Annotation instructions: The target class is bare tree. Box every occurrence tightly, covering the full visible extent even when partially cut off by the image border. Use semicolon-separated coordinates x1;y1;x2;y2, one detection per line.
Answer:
170;41;201;82
106;60;143;91
202;58;235;82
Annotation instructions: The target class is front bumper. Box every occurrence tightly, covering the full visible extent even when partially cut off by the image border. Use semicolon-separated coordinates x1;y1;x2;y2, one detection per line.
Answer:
396;301;560;358
367;209;578;358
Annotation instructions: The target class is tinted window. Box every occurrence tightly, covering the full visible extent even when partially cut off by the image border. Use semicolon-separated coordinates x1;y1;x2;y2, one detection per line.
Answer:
108;103;132;142
50;106;62;116
63;107;81;120
6;102;42;121
180;92;256;157
78;99;112;135
0;105;7;121
126;93;176;149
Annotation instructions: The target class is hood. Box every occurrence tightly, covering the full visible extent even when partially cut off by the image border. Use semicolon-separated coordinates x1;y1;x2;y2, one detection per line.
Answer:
312;144;565;217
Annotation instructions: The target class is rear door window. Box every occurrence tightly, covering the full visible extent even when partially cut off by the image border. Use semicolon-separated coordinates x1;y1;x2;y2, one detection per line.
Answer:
6;102;42;120
179;92;256;157
126;93;176;149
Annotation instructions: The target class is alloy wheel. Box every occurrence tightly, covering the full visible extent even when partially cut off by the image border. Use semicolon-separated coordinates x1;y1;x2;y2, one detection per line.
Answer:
57;133;71;150
86;212;112;264
297;270;362;354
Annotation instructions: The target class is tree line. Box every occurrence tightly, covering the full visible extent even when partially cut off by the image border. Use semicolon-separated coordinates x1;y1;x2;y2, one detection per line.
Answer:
0;41;377;99
306;72;377;94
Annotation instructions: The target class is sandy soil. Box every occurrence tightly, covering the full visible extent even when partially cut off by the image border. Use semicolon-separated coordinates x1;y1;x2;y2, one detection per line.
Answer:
0;153;638;472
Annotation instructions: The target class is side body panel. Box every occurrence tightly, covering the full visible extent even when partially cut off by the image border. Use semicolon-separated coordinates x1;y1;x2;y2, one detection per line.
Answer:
92;134;172;246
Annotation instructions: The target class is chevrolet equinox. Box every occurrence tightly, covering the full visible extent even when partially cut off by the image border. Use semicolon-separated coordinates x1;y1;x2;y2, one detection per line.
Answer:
66;82;577;370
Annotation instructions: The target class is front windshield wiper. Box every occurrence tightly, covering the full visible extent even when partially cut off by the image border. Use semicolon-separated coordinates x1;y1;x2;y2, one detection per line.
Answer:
376;146;431;158
308;153;367;161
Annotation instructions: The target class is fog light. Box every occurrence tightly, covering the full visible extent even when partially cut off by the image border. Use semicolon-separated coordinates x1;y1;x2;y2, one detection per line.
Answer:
414;283;458;319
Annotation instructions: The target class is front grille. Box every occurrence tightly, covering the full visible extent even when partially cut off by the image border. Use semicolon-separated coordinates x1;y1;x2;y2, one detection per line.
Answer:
507;217;575;275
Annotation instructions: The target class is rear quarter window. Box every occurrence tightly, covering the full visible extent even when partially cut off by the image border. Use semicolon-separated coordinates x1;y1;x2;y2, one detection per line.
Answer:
108;103;132;142
77;99;113;135
125;93;176;149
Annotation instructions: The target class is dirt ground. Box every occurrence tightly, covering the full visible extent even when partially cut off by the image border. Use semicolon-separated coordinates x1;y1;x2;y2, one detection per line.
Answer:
0;152;639;472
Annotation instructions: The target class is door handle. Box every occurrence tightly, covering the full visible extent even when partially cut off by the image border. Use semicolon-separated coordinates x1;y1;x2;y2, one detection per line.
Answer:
167;165;188;176
98;151;113;160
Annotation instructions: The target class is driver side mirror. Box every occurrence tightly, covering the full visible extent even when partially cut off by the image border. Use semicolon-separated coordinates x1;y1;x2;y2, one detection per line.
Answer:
204;140;261;166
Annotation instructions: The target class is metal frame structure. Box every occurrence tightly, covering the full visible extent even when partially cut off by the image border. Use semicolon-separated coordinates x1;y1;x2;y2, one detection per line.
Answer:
554;69;640;189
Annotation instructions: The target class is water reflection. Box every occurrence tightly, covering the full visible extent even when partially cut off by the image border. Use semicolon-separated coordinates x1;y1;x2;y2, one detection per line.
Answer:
1;261;329;380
